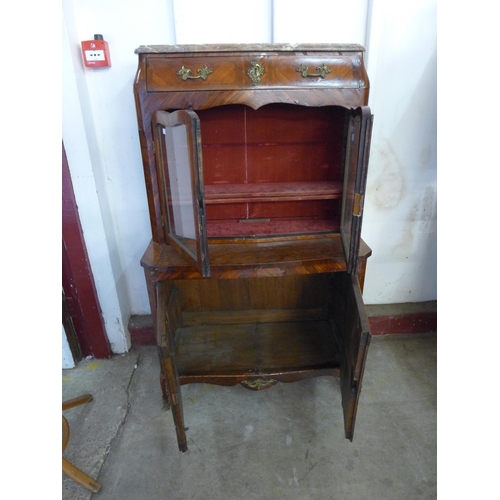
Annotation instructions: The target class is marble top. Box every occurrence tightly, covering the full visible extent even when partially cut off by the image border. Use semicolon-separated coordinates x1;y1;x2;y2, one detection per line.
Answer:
135;43;365;54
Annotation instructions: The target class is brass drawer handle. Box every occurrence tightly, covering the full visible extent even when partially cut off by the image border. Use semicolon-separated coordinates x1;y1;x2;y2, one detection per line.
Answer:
176;64;214;81
296;63;331;79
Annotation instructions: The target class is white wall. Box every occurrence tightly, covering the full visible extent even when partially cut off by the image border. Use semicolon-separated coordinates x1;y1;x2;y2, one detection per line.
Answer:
62;0;437;352
62;0;177;353
62;325;75;369
363;0;437;303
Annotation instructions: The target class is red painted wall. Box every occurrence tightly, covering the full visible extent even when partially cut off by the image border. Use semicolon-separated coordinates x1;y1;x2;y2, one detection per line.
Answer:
62;143;111;359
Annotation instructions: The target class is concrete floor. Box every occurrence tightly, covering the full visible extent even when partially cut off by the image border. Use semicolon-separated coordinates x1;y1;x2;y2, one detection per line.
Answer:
62;333;437;499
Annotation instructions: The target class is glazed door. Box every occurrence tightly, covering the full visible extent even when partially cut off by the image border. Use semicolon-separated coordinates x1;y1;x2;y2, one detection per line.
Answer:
341;107;373;274
153;110;210;277
330;272;371;441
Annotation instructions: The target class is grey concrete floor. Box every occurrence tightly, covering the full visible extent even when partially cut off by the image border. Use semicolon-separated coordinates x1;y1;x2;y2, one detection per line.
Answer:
62;333;436;499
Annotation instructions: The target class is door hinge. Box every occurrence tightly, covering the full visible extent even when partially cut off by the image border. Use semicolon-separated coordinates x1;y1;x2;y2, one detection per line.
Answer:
353;193;364;217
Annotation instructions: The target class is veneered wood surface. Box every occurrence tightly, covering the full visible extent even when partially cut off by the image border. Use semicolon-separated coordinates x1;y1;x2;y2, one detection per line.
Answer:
145;53;366;92
141;234;347;279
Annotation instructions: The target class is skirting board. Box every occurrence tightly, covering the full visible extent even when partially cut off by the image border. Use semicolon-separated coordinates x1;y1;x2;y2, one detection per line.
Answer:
128;301;437;347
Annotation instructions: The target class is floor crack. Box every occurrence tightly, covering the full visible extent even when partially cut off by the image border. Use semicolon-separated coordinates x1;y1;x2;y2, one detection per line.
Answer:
94;351;141;487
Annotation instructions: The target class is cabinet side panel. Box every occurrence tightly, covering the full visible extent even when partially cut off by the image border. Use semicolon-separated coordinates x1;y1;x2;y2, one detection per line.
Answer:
134;57;165;243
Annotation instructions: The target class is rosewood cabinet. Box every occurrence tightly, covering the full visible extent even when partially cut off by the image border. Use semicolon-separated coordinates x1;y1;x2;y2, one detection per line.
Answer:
134;44;373;452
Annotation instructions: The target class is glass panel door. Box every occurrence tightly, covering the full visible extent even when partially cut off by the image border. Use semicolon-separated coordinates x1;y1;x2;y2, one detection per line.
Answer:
341;107;373;274
154;110;210;277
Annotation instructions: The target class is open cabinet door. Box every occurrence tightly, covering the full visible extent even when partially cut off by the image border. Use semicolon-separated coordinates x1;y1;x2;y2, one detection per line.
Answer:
153;110;210;276
341;107;373;274
331;272;371;441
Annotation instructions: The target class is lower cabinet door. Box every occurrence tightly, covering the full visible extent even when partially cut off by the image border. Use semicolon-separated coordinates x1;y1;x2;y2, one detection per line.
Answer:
330;272;371;440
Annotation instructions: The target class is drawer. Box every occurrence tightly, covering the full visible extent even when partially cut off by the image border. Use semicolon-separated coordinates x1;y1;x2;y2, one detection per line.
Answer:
147;56;243;91
271;55;362;89
145;53;364;92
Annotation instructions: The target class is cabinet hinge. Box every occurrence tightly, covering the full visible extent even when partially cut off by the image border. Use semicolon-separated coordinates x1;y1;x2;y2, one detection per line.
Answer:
353;193;364;217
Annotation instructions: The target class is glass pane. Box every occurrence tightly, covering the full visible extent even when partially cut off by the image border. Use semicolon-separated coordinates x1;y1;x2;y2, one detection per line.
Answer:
341;116;357;264
163;124;197;243
154;109;209;276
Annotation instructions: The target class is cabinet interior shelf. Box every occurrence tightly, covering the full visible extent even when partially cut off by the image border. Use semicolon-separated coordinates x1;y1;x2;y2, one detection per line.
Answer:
204;181;342;237
176;320;340;381
204;181;343;204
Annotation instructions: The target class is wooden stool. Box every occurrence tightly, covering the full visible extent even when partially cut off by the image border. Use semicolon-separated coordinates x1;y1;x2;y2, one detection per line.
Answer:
62;394;101;493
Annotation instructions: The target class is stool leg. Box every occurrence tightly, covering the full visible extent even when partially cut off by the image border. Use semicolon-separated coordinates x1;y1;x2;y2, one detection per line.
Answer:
62;394;93;411
62;395;101;493
62;457;101;493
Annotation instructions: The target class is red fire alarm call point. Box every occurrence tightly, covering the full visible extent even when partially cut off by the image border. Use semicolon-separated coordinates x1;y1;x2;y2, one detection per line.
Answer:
81;34;111;68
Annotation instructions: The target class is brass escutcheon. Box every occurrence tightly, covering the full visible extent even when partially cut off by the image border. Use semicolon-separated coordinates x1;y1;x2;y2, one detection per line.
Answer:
240;378;277;390
296;63;331;79
176;64;214;81
247;60;265;86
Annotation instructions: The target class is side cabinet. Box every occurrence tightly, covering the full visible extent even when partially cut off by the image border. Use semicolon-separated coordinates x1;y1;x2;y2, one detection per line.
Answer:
134;44;374;452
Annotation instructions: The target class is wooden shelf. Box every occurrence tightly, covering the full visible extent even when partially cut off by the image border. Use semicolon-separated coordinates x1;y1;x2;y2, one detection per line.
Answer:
206;217;339;237
141;234;348;279
204;181;343;204
176;320;340;381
